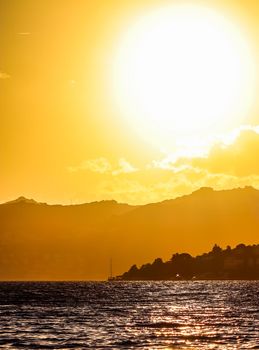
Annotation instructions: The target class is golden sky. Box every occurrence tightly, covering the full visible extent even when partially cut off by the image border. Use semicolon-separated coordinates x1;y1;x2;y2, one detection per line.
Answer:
1;0;259;205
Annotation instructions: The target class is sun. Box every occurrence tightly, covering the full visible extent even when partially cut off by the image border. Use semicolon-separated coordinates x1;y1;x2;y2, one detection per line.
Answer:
111;5;256;150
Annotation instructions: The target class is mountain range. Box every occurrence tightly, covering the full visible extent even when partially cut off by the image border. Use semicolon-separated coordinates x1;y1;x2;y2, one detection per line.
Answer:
0;187;259;280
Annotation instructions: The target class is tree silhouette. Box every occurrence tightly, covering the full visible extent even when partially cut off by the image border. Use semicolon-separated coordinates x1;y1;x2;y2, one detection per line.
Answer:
119;244;259;280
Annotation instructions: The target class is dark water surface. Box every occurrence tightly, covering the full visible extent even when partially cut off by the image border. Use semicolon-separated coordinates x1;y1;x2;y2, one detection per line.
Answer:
0;281;258;349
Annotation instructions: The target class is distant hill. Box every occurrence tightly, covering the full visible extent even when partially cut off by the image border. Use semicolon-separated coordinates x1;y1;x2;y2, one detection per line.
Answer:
1;187;259;280
119;244;259;280
5;196;40;205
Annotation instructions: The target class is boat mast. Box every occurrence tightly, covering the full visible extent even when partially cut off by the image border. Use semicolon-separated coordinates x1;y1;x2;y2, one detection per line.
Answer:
110;258;113;279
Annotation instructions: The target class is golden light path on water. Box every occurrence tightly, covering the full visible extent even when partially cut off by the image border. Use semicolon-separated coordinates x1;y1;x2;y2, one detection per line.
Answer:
0;281;258;348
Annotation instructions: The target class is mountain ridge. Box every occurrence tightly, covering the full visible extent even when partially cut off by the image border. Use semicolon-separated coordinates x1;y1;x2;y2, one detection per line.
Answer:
1;186;259;280
2;185;257;207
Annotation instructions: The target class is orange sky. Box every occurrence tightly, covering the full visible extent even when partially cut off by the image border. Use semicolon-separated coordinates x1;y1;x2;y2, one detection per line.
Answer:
1;0;259;205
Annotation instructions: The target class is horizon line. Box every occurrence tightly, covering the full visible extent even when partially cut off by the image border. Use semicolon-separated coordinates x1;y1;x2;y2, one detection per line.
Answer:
1;185;257;207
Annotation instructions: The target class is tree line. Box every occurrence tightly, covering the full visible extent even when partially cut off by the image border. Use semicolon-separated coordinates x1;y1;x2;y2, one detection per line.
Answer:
119;244;259;280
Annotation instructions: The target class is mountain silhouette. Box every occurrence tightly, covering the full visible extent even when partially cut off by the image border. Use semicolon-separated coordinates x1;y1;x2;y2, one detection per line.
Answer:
5;196;40;205
0;187;259;280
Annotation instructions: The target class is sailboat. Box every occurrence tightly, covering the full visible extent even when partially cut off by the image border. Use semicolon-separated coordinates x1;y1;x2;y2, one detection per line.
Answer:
108;258;115;281
107;258;120;281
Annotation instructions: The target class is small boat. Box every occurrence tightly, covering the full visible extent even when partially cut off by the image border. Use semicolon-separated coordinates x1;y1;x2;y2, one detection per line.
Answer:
108;258;115;281
108;276;117;281
107;258;121;281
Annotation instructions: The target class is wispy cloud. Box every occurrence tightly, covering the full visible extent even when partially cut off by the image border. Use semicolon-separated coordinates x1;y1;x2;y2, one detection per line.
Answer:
67;126;259;204
17;32;31;35
67;157;138;176
96;166;259;205
152;125;259;174
112;158;138;175
189;128;259;177
68;157;111;174
0;71;10;79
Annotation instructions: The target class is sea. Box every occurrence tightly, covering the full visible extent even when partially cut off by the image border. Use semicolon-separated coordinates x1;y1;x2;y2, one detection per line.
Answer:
0;281;258;349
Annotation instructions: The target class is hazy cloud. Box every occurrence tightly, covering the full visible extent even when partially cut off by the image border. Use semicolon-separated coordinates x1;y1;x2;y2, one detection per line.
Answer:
68;157;138;176
96;166;259;204
152;126;259;177
67;127;259;204
189;129;259;177
112;158;138;175
0;71;10;79
68;157;112;174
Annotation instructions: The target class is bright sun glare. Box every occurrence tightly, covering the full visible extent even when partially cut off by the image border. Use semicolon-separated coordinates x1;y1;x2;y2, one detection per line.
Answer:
112;5;256;150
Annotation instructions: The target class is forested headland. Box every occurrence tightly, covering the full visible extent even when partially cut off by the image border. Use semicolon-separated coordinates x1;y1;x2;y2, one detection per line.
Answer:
119;244;259;280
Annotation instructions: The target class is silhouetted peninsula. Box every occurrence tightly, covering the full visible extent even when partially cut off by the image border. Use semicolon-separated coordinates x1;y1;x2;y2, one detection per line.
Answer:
119;244;259;280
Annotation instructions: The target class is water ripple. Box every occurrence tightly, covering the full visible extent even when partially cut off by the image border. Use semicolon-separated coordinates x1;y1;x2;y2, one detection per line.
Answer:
0;281;258;349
